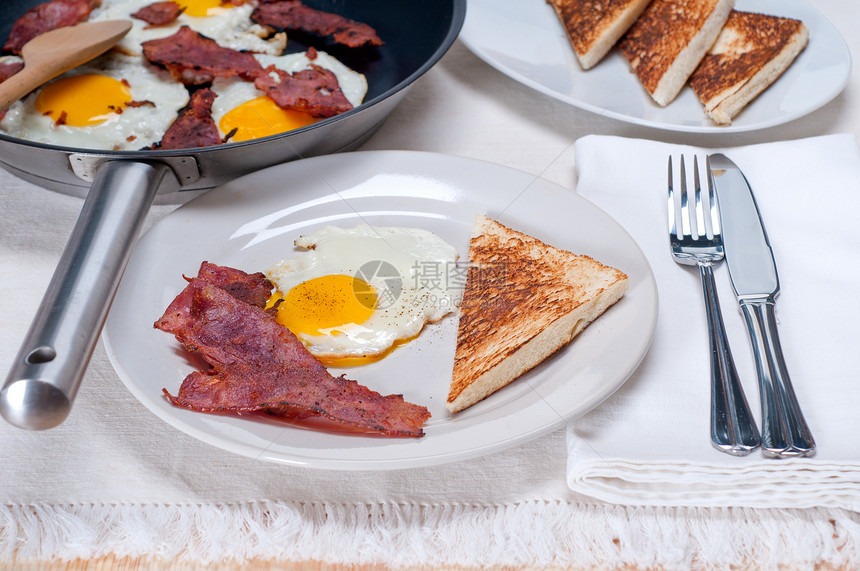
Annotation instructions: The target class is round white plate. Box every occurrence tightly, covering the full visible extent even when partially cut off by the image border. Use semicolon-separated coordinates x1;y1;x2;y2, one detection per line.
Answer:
460;0;851;133
103;151;658;470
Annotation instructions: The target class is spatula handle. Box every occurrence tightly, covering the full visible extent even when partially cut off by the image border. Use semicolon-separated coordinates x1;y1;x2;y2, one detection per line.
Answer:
0;64;56;111
0;20;132;111
739;298;815;458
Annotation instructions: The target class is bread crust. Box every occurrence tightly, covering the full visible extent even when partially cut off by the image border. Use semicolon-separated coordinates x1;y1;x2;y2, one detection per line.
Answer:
689;11;809;124
446;215;628;413
618;0;735;105
549;0;652;69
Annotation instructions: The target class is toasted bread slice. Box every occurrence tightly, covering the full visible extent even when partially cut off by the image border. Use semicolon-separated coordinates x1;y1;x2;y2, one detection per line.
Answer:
689;11;809;124
619;0;735;106
446;215;629;413
548;0;652;70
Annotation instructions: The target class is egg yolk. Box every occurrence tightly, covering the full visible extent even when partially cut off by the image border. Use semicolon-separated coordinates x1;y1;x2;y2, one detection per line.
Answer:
35;74;131;127
220;96;317;142
323;336;418;367
176;0;240;17
274;274;377;337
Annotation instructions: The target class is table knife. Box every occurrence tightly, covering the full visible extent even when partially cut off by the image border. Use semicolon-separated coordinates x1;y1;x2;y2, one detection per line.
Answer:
707;153;815;458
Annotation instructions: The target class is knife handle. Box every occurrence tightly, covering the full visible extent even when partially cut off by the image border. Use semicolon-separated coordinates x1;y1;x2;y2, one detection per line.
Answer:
699;263;760;455
739;298;815;458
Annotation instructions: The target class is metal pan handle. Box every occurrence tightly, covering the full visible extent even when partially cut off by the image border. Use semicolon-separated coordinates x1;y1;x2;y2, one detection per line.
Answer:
0;160;173;430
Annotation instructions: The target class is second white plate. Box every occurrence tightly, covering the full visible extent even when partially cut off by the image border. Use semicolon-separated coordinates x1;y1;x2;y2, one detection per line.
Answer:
103;151;658;470
460;0;851;133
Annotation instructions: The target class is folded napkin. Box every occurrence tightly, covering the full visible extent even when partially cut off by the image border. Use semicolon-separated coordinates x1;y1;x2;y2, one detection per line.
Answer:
567;134;860;509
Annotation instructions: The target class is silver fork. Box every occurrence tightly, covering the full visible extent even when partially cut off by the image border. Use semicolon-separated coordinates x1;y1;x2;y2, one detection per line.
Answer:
668;155;760;456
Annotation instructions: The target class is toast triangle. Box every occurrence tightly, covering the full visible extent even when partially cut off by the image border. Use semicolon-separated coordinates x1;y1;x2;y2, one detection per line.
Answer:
619;0;735;106
446;215;629;413
689;10;809;124
548;0;652;70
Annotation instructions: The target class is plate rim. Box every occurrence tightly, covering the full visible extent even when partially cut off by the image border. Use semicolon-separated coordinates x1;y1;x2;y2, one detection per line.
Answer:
103;149;659;470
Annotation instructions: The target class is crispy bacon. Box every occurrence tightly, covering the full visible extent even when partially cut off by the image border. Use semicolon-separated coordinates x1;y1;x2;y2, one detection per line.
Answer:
132;1;185;26
156;263;431;437
253;64;353;118
0;60;24;121
142;26;263;85
0;60;24;82
125;99;156;108
167;362;431;436
143;26;353;118
252;0;382;48
3;0;100;55
192;261;275;309
151;87;223;150
156;278;320;369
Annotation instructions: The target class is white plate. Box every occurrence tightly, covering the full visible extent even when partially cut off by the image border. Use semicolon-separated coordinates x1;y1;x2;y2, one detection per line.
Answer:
460;0;851;133
103;151;657;470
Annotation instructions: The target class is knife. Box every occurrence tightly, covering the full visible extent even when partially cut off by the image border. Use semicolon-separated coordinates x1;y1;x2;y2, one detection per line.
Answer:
707;153;815;458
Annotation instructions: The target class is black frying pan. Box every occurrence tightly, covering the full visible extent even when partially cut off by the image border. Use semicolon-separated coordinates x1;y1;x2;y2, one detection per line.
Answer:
0;0;466;430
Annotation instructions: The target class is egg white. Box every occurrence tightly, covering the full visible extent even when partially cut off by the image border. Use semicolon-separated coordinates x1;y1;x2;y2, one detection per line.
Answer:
89;0;286;56
267;224;460;359
0;53;189;150
211;51;368;138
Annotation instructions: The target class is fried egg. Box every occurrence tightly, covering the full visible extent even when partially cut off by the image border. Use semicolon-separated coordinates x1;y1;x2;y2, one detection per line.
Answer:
211;51;368;142
266;225;459;365
0;53;188;150
90;0;285;56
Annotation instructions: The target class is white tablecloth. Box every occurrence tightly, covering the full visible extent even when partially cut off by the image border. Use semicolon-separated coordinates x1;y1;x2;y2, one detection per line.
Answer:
2;1;860;567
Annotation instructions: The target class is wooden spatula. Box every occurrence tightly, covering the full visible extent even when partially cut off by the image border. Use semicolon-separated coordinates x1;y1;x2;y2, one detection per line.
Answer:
0;19;132;111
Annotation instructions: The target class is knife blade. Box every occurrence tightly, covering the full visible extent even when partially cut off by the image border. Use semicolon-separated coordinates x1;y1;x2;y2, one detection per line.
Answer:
707;153;815;458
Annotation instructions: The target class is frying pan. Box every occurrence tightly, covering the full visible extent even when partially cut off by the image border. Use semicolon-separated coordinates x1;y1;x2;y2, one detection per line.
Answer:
0;0;466;430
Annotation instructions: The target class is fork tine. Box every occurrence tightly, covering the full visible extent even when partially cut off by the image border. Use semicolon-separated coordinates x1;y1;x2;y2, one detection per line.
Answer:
667;156;678;238
679;155;691;238
693;155;707;239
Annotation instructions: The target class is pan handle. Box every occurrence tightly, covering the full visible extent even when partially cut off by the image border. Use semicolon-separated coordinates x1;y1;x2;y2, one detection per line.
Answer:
0;160;173;430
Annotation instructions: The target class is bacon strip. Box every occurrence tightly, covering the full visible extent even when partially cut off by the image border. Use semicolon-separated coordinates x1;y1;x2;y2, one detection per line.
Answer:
0;61;24;82
160;263;275;337
253;64;353;118
252;0;382;48
0;60;24;121
193;261;275;309
132;1;185;26
143;27;354;119
151;88;223;150
169;362;430;436
156;263;430;437
3;0;100;55
142;25;263;85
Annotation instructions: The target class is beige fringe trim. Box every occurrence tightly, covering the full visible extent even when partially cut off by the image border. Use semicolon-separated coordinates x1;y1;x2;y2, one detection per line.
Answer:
1;501;858;568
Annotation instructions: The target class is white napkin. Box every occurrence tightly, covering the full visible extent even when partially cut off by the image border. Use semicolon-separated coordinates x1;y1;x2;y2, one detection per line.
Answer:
567;134;860;509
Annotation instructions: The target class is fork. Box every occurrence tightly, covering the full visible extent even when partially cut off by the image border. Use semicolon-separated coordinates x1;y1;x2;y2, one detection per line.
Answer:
668;155;761;456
